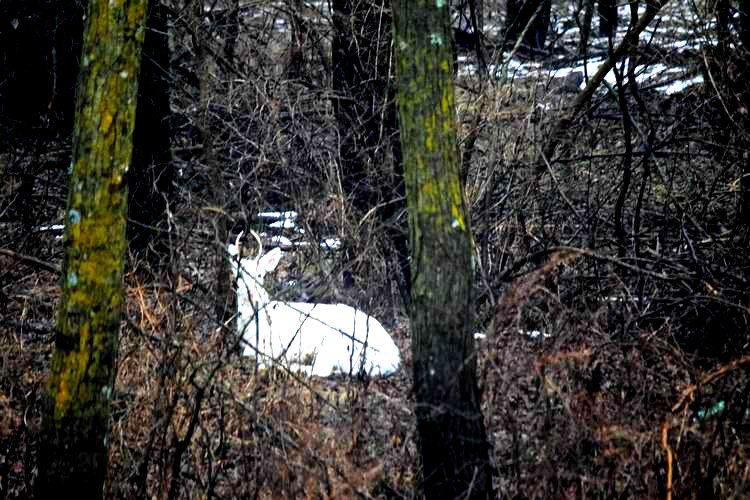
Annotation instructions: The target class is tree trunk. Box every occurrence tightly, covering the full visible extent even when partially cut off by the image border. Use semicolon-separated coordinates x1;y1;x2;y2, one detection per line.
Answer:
332;0;389;213
474;0;484;34
223;0;240;62
190;0;232;326
739;0;750;235
392;2;494;499
332;0;411;306
578;0;594;56
35;1;148;498
128;2;172;256
0;0;83;135
598;0;617;38
505;0;551;55
468;0;485;72
740;0;750;50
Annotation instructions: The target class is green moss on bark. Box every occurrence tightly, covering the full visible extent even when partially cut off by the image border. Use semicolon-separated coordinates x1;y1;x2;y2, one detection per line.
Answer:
37;1;148;498
392;1;495;500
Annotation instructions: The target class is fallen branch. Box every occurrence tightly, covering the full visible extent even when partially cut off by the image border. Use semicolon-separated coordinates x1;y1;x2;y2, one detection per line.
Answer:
0;248;61;274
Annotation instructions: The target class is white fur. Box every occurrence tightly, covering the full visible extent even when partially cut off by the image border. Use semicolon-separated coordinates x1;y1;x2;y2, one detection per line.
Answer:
228;237;400;377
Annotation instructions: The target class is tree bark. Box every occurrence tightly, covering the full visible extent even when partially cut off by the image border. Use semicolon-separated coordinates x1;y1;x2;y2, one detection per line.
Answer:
505;0;551;55
598;0;617;38
128;2;172;256
0;0;83;135
578;0;594;56
35;1;148;498
739;0;750;234
392;2;494;499
223;0;240;62
332;0;390;213
740;0;750;50
332;0;411;305
190;0;232;325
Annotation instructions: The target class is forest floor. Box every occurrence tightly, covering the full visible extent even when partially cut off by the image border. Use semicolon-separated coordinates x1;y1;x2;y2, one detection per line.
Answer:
1;1;749;499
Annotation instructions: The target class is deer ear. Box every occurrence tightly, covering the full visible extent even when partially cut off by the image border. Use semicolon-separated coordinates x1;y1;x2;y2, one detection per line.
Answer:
259;248;283;272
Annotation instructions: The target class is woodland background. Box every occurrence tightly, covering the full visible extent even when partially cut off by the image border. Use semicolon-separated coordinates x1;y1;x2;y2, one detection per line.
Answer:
1;0;750;498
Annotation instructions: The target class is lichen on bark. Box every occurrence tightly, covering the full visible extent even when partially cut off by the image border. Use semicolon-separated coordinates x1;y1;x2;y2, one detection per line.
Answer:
392;1;495;499
37;1;149;497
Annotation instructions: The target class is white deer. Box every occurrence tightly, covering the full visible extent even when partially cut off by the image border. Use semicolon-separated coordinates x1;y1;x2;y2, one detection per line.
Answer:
227;231;401;377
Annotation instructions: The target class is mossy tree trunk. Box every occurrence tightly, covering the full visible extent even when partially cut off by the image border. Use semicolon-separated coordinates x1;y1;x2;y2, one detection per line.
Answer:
35;1;148;498
392;2;495;499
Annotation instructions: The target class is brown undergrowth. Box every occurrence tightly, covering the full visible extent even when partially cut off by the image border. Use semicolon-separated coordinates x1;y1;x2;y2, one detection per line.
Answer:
102;269;417;499
480;249;749;499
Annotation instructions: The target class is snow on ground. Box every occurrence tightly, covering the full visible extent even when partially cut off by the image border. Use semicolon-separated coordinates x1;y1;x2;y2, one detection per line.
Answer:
462;2;708;96
257;211;341;250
